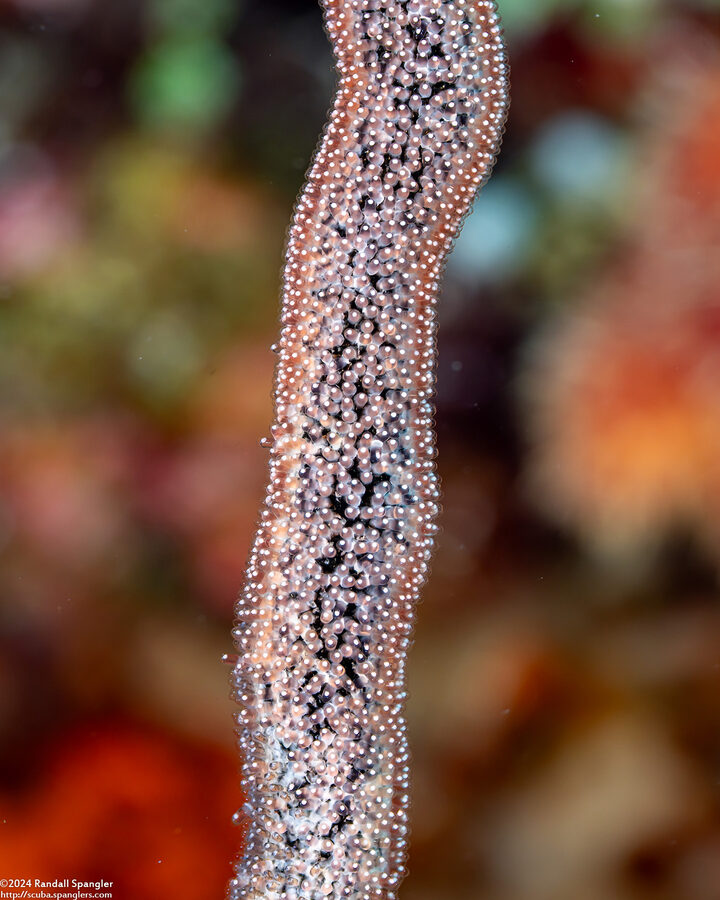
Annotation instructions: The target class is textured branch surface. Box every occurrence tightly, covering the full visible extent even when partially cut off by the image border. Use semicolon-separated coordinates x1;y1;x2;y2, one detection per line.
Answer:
229;2;508;897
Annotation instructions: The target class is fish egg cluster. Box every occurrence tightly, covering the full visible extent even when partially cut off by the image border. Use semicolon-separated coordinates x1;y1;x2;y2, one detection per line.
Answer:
229;1;507;898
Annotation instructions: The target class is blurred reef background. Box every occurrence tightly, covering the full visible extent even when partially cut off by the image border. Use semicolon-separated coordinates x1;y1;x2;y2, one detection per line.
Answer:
2;0;720;898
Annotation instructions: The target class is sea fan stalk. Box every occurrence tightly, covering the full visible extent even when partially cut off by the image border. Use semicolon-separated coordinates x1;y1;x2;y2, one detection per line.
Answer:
229;2;508;897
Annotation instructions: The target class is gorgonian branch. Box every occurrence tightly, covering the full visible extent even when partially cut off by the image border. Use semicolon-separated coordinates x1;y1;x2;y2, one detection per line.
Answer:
229;2;508;897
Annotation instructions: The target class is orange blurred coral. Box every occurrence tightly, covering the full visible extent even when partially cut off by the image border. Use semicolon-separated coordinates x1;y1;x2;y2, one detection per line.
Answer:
525;294;720;555
0;723;242;900
524;58;720;561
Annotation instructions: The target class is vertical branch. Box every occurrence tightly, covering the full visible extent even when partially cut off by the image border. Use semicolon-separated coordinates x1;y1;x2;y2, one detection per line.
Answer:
229;2;508;897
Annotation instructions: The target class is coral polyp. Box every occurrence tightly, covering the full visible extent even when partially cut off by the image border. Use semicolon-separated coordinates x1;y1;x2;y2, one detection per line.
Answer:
229;2;508;897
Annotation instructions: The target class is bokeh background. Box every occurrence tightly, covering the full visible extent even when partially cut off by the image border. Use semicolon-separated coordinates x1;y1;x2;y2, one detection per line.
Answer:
2;0;720;897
